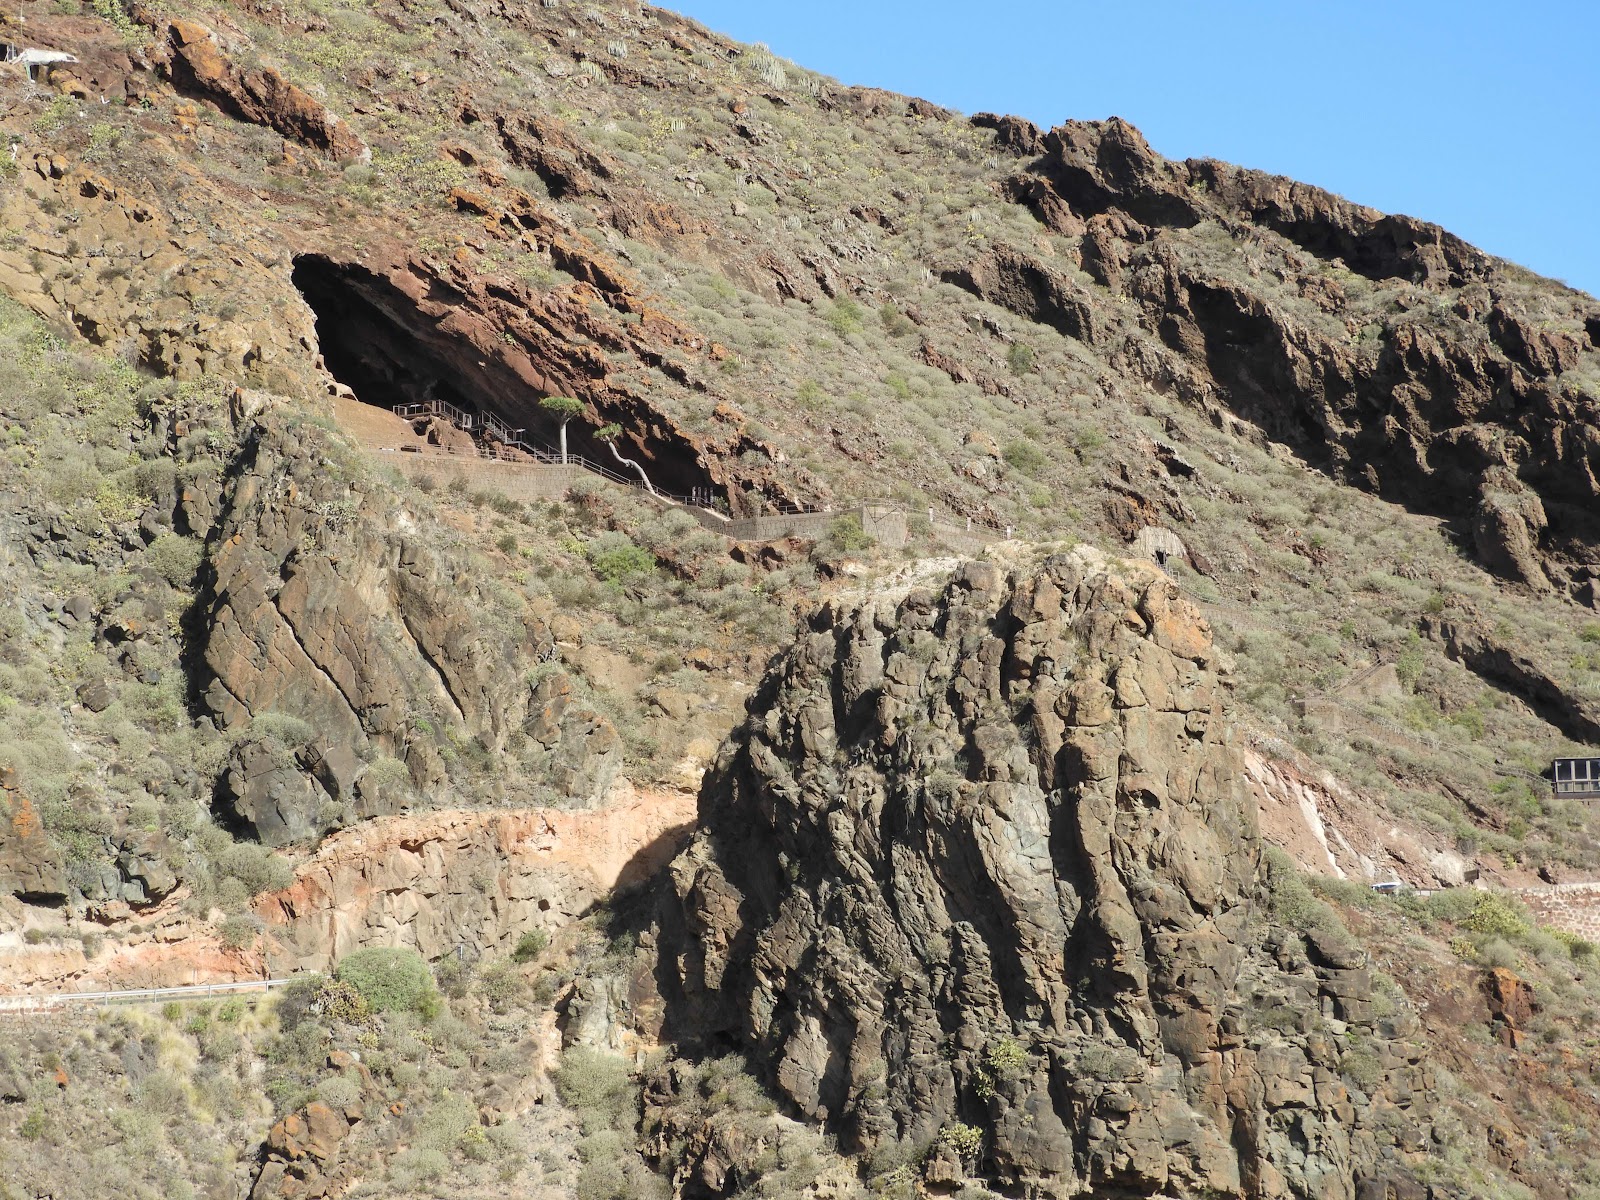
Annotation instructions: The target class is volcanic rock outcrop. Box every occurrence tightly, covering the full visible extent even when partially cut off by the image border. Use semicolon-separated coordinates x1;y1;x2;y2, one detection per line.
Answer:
659;549;1432;1198
156;18;368;162
966;117;1600;594
193;394;622;843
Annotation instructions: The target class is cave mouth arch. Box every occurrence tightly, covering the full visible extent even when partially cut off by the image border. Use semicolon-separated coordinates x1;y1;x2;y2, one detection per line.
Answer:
291;253;487;418
290;253;719;499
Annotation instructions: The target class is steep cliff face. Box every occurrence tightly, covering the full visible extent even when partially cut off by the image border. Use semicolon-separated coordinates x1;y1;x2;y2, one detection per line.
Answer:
974;117;1600;593
659;550;1431;1199
194;394;627;843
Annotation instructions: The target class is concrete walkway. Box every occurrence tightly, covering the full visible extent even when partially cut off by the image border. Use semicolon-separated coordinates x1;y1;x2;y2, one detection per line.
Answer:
335;396;1007;551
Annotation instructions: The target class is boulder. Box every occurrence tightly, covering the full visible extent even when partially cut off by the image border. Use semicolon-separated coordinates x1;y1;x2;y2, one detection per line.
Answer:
219;739;330;847
0;779;68;903
1483;966;1538;1048
75;679;115;713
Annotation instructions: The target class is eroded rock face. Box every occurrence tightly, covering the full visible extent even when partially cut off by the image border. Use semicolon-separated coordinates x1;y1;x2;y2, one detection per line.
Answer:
255;792;695;971
159;19;368;162
199;409;527;800
659;550;1430;1198
970;117;1600;594
195;405;629;841
0;155;317;394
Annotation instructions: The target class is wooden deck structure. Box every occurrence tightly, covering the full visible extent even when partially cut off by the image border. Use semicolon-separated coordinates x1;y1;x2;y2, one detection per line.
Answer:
1553;757;1600;800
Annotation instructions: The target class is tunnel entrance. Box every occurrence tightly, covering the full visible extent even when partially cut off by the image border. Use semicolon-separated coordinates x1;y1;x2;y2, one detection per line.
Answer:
291;254;719;500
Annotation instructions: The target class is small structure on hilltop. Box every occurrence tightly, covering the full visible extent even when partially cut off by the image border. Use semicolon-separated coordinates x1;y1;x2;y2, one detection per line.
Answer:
1553;757;1600;800
3;45;79;85
1129;525;1190;570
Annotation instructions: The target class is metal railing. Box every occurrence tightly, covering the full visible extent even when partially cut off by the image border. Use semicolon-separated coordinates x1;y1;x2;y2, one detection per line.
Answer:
1554;781;1600;800
393;398;703;507
387;398;1014;539
0;978;293;1013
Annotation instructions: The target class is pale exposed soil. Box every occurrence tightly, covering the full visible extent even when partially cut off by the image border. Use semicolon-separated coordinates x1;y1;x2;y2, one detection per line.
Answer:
0;785;696;992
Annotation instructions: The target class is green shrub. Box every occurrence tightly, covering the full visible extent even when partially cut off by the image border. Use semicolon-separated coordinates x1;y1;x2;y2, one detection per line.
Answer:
1341;1049;1383;1090
418;1090;478;1152
819;514;873;555
317;1074;362;1110
1394;639;1427;689
214;842;294;897
334;947;441;1017
309;977;370;1024
878;303;915;338
19;1104;47;1141
248;711;316;750
553;1046;634;1134
825;298;863;336
1005;342;1036;375
1001;438;1046;475
479;961;522;1009
984;1037;1027;1080
144;533;203;587
940;1122;984;1159
1460;893;1531;939
588;534;655;585
392;1147;448;1186
512;929;548;963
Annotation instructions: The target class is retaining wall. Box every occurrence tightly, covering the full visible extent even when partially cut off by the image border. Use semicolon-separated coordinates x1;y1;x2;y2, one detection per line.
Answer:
366;448;1006;554
1514;882;1600;941
372;449;588;502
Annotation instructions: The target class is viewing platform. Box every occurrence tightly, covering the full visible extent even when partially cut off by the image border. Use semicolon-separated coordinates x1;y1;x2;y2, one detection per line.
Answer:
1554;757;1600;800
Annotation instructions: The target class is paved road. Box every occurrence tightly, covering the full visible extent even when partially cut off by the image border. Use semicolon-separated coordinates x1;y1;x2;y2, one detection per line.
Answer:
0;978;294;1012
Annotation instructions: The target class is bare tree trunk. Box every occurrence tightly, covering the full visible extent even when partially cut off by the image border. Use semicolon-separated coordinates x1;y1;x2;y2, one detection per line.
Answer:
559;421;569;465
606;439;658;496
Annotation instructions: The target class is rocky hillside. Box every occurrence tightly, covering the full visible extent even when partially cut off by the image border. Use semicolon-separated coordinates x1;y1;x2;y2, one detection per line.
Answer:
647;550;1600;1199
1;0;1599;1198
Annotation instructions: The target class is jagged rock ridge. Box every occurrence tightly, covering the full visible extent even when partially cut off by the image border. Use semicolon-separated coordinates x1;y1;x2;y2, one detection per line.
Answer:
966;116;1599;594
658;550;1433;1198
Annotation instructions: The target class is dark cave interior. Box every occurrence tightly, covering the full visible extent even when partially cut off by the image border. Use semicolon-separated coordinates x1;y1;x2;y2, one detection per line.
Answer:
291;254;718;499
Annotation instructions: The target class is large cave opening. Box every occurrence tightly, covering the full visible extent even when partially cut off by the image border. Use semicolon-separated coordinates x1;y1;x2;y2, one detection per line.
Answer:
292;254;488;418
290;254;718;498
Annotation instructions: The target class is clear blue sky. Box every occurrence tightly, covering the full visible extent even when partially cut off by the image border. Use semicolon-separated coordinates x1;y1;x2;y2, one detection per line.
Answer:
669;1;1599;299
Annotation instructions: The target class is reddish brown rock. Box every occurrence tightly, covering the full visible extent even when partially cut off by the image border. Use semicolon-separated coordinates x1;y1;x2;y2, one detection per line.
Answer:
0;780;67;904
161;20;367;162
1483;966;1539;1048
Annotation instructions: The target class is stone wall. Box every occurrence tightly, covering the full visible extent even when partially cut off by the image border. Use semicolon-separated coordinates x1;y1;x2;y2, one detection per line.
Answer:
718;504;1003;551
373;448;589;502
369;449;1006;554
1515;882;1600;940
